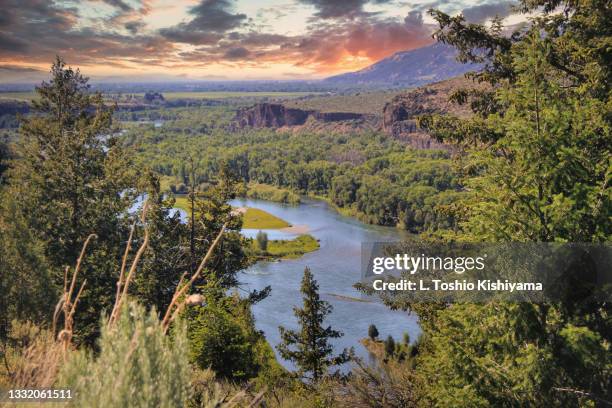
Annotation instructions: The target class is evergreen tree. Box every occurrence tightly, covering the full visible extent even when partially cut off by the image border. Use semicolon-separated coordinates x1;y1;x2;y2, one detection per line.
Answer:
186;289;259;382
277;267;350;381
256;230;268;251
368;324;379;340
1;57;134;344
192;164;249;289
396;4;612;405
131;171;189;313
384;335;395;358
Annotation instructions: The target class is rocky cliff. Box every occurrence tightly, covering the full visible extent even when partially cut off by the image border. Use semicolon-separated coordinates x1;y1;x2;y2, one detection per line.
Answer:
233;103;370;129
382;77;484;149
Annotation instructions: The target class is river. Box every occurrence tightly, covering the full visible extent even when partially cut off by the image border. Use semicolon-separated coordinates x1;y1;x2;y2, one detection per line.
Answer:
229;197;420;369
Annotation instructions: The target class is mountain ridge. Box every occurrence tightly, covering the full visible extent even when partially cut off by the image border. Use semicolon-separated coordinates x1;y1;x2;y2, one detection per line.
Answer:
324;42;480;87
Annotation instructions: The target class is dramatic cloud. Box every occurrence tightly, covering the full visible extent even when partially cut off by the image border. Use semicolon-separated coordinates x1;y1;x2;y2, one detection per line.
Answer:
297;0;393;19
102;0;133;12
0;0;522;80
0;0;174;68
160;0;247;44
177;11;433;72
125;21;145;34
462;1;516;23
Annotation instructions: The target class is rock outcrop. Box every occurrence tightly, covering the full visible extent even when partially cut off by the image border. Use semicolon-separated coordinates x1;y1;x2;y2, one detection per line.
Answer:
233;103;369;129
382;77;485;149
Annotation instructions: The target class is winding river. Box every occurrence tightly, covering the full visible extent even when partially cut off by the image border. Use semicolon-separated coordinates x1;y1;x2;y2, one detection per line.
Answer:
229;197;420;368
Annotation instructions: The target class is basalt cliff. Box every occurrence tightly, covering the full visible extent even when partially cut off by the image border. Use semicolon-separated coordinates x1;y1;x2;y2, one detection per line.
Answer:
232;103;372;130
233;77;483;150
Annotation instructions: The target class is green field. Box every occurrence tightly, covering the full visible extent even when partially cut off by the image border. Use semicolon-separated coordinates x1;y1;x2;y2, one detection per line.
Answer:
241;208;290;229
173;197;290;229
149;91;318;100
0;91;319;102
252;234;319;260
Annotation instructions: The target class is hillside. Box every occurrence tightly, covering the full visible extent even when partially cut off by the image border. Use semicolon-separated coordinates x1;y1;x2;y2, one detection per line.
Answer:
324;43;480;87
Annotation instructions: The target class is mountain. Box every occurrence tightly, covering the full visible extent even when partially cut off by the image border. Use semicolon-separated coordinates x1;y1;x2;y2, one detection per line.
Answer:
324;42;480;87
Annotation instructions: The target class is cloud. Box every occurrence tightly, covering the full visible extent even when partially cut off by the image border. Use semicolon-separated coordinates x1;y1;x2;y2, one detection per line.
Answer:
224;47;250;59
176;11;433;72
462;1;516;23
297;0;393;19
102;0;133;12
160;0;247;44
0;0;175;67
0;64;44;72
0;0;446;79
125;20;145;34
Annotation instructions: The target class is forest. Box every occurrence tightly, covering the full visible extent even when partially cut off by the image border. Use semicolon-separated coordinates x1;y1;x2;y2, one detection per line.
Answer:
124;113;463;233
0;1;610;407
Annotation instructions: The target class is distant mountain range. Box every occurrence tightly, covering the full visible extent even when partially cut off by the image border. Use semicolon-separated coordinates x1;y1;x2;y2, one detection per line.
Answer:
324;42;480;87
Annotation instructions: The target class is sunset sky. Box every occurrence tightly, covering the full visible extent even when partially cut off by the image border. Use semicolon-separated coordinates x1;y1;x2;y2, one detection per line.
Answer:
0;0;522;82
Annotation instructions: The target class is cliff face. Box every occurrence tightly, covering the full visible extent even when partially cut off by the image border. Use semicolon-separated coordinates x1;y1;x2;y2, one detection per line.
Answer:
234;103;314;128
382;77;483;149
233;103;369;129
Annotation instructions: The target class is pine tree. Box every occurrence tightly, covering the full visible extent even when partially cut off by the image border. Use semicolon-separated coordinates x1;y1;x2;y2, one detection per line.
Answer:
277;267;350;381
2;57;134;344
367;324;379;340
131;171;189;313
192;163;248;289
384;335;395;357
256;230;268;251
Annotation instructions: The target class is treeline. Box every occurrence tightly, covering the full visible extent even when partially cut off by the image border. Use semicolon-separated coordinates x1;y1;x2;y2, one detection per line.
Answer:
127;119;464;233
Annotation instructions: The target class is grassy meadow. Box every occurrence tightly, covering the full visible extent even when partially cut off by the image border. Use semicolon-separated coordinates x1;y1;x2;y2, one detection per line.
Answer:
251;234;319;260
173;196;290;229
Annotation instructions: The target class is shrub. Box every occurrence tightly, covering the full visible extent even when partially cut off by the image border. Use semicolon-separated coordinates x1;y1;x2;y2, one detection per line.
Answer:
256;231;268;251
58;302;190;408
368;324;379;341
186;298;258;382
384;335;395;357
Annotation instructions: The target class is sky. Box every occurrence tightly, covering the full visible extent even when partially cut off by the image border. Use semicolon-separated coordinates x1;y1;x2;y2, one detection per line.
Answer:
0;0;522;82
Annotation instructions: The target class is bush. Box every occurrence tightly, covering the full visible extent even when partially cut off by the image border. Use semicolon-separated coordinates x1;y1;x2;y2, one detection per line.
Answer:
58;302;191;408
384;335;395;357
368;324;379;340
256;231;268;251
187;297;259;382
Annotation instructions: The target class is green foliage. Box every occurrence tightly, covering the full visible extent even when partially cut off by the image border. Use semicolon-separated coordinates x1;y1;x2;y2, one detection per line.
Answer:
367;324;379;340
277;267;350;382
191;167;249;289
131;171;189;313
256;230;268;251
1;58;134;344
58;302;191;408
246;183;301;204
250;234;319;260
404;4;612;406
187;299;258;382
186;289;280;383
125;114;462;233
